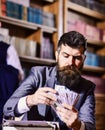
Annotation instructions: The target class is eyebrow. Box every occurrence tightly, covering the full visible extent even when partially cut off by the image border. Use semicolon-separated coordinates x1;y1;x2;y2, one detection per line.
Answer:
62;51;81;56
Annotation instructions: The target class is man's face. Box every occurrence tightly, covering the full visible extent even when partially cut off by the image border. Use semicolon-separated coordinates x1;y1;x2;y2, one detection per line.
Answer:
55;44;85;88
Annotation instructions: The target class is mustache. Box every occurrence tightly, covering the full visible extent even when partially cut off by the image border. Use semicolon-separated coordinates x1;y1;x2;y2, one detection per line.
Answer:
57;65;81;75
57;65;81;88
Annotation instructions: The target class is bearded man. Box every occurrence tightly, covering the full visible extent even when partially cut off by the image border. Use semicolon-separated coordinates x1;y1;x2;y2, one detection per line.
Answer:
3;31;96;130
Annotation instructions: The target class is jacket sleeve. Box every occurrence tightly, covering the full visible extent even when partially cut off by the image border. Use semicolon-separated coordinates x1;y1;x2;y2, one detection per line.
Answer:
78;84;96;130
3;67;43;118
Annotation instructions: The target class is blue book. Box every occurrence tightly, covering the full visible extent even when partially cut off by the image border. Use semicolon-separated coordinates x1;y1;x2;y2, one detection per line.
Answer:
84;52;92;66
34;8;42;24
6;1;20;19
27;7;35;23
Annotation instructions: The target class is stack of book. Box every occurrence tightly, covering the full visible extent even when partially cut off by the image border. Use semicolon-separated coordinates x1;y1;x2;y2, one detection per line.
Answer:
67;18;101;42
6;1;27;20
0;28;37;58
42;11;55;27
0;0;56;27
70;0;105;14
27;7;42;24
40;37;54;59
84;51;105;67
10;36;37;57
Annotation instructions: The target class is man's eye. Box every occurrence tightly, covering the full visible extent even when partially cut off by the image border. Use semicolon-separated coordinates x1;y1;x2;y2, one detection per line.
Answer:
64;55;69;58
74;56;82;60
63;54;69;58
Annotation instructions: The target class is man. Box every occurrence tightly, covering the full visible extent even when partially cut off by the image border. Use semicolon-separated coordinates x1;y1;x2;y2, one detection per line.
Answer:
0;41;23;125
3;31;96;130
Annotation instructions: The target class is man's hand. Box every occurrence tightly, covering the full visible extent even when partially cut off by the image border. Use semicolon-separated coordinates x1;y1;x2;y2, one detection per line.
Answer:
56;103;81;130
26;87;57;108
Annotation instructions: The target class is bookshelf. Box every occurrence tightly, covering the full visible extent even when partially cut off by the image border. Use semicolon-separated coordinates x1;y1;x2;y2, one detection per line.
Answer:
65;1;105;20
63;0;105;72
0;0;60;67
0;16;57;33
20;55;56;66
63;0;105;130
83;65;105;73
87;39;105;47
0;0;105;129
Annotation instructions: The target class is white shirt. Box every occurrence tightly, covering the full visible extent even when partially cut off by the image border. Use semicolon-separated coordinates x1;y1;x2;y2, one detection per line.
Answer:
17;96;85;130
7;45;24;80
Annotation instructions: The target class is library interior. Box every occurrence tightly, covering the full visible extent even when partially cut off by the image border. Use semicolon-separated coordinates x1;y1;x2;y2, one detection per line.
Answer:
0;0;105;130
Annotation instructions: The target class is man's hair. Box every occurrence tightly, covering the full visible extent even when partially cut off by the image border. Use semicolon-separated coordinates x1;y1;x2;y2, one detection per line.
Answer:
57;31;87;51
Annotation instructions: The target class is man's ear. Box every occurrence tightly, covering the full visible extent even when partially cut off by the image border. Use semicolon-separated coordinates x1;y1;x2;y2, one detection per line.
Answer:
55;51;58;62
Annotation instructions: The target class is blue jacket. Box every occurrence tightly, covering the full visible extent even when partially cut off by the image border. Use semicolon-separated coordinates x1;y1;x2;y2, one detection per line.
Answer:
3;66;96;130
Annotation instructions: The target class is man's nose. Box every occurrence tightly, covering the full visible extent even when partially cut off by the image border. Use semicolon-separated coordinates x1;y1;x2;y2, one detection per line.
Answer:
67;55;74;66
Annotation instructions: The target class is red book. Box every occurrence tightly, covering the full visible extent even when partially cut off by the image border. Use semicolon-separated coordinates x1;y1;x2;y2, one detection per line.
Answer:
0;0;6;16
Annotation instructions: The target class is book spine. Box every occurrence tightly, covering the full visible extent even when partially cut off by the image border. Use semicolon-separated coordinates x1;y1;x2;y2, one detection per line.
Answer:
0;0;6;16
27;7;34;22
42;11;55;27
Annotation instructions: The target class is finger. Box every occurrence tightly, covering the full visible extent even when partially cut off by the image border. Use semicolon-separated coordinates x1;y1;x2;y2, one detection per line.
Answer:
35;87;57;105
57;109;75;128
41;87;57;94
38;90;57;101
57;107;72;118
62;103;77;112
39;97;51;105
46;93;57;101
37;92;56;105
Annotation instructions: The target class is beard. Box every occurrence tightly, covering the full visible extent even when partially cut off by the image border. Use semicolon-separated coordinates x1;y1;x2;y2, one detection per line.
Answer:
57;65;81;89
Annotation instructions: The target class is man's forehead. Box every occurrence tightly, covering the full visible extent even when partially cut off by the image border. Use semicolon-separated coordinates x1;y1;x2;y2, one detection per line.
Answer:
60;44;82;54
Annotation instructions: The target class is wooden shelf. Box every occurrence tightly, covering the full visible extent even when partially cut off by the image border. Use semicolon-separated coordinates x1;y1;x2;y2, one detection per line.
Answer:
45;0;55;2
87;39;105;46
95;93;105;98
67;1;105;20
20;56;56;66
0;16;57;33
20;56;105;73
83;65;105;73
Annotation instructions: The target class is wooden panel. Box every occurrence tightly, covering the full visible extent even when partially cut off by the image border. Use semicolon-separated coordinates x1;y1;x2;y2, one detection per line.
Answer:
95;94;105;130
95;97;105;115
26;29;41;44
96;115;105;130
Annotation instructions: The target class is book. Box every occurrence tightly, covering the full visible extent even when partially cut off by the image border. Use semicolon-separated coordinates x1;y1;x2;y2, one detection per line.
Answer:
0;0;6;16
40;37;54;59
42;11;55;27
25;40;37;57
7;0;30;7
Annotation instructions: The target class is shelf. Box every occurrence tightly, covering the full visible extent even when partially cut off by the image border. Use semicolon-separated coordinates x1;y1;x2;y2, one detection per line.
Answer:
20;56;56;66
20;56;105;73
83;65;105;73
67;1;105;20
95;93;105;98
87;39;105;46
45;0;55;2
0;16;57;33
